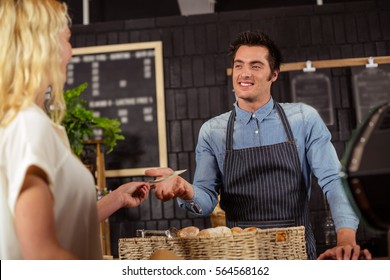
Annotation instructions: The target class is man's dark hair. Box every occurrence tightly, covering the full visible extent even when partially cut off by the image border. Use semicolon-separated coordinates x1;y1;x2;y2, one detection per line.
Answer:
228;31;283;74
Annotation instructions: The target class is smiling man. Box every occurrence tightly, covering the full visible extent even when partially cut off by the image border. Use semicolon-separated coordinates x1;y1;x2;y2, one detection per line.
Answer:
145;31;371;260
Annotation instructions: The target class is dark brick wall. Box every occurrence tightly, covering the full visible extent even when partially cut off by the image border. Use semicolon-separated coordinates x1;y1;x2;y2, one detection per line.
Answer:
70;0;390;258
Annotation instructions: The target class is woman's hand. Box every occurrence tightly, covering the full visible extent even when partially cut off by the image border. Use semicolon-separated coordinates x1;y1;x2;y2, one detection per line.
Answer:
97;182;150;222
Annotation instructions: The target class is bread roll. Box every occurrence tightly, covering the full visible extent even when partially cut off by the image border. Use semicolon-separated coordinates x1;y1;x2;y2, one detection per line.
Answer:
243;227;258;233
196;229;211;237
197;226;232;237
230;227;243;235
178;226;199;238
213;226;232;236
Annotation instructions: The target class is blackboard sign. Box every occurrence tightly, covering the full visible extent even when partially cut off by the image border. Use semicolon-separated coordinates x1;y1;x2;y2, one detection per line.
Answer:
290;71;334;125
352;65;390;123
65;42;167;177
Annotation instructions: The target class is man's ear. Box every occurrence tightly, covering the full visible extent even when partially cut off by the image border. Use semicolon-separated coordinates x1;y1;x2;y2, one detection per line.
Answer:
271;70;279;82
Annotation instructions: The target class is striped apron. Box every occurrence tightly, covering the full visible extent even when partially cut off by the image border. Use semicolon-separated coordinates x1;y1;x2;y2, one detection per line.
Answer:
221;102;316;259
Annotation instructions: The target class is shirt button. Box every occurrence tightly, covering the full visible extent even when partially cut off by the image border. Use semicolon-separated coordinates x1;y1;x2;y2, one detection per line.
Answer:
255;130;259;134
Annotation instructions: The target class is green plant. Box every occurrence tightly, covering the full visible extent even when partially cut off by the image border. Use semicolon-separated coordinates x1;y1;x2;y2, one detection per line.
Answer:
62;82;124;157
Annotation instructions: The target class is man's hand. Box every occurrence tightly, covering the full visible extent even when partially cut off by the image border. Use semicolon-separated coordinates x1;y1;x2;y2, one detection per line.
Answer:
145;167;194;201
317;244;372;260
317;228;372;260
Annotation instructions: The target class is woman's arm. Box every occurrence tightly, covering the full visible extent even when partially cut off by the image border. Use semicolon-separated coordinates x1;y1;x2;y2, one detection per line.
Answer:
15;166;76;259
96;182;150;222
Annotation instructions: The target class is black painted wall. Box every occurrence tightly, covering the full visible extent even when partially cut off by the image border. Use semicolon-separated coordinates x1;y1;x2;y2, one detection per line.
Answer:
69;0;390;258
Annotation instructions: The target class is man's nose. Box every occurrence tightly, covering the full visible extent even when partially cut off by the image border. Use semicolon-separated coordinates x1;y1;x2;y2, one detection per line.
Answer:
241;70;252;78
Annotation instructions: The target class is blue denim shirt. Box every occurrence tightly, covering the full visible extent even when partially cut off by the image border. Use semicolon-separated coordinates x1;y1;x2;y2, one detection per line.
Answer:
178;98;359;231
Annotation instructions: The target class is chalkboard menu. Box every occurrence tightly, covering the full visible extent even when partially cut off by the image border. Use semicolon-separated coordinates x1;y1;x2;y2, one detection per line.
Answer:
65;42;167;177
290;71;334;125
352;65;390;123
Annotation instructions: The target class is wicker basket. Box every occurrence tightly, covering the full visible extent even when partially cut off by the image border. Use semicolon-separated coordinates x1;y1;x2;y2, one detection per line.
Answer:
118;226;307;260
256;226;307;260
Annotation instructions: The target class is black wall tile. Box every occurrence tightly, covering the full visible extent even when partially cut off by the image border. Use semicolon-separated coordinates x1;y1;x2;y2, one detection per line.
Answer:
310;16;323;46
194;25;207;54
170;58;182;88
353;44;365;57
156;15;187;27
150;195;163;220
164;89;176;121
187;89;199;119
337;109;353;140
183;26;196;55
215;56;228;85
187;13;217;25
204;56;216;86
314;2;344;15
178;152;191;172
368;12;382;41
219;10;252;22
345;0;375;13
192;120;205;148
107;32;118;44
345;14;358;43
129;30;141;42
322;15;335;45
175;89;187;120
216;23;230;53
118;31;129;44
356;14;370;43
380;11;390;40
172;27;185;56
181;57;193;88
298;17;312;47
364;42;376;56
198;88;210;118
206;24;218;53
333;15;346;44
125;18;156;30
167;153;178;170
95;21;125;32
376;41;387;55
163;199;175;219
341;44;354;58
96;33;107;45
161;29;173;57
209;87;224;117
169;120;182;152
193;56;205;87
182;121;194;152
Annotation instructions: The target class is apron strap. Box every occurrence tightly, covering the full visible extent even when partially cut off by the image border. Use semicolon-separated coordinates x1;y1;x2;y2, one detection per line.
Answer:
275;102;295;142
226;102;295;152
225;108;236;151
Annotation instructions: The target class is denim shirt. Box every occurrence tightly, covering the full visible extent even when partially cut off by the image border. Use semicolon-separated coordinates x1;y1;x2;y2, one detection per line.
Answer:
178;98;359;231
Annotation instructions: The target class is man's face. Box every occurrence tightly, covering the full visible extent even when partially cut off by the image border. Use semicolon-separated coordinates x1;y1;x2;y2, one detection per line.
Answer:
232;45;278;107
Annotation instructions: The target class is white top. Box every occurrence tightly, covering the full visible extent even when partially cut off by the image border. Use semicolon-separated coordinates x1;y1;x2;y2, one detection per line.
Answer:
0;104;102;259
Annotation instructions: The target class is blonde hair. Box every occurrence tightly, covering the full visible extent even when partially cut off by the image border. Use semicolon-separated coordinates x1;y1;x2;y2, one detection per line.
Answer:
0;0;69;126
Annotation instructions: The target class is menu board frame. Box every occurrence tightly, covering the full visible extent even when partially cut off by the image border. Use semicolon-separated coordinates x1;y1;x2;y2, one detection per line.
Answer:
69;41;167;177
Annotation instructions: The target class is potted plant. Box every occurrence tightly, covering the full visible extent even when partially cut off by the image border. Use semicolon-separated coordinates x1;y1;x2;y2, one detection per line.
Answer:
62;82;124;157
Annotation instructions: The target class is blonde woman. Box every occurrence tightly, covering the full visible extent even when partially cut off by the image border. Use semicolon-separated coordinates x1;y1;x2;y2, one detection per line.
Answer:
0;0;149;259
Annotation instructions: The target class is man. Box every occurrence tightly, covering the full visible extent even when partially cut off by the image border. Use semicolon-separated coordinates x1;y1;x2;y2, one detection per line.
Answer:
146;31;371;260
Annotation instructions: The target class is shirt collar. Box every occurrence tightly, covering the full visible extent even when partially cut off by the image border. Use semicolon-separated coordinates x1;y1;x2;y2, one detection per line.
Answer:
234;98;275;125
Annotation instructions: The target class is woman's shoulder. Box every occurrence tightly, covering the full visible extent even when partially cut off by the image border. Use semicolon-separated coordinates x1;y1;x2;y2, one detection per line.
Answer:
6;105;55;141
